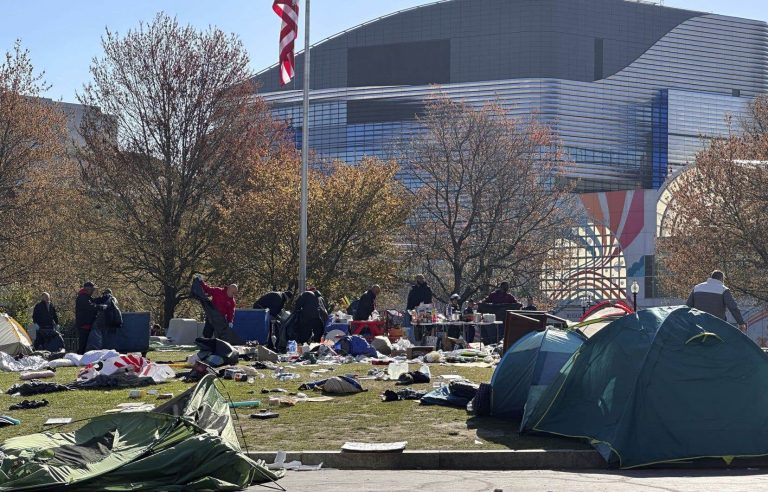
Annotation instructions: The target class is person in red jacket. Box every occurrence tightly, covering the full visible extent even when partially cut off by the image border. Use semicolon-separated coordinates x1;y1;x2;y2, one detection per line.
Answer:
199;278;238;338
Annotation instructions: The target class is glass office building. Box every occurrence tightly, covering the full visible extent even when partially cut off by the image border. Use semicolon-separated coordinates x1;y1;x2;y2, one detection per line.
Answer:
254;0;768;306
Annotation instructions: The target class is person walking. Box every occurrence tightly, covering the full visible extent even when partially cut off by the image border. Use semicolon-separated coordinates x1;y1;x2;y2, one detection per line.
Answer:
686;270;746;332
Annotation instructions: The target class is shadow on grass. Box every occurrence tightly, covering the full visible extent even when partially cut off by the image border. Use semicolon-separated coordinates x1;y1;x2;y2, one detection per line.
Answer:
465;416;591;450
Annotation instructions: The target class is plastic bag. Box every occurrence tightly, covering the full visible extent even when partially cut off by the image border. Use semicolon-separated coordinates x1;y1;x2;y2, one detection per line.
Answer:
387;361;408;380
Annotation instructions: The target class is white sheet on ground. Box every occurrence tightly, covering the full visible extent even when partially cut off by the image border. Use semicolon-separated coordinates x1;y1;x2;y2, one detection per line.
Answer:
0;352;49;372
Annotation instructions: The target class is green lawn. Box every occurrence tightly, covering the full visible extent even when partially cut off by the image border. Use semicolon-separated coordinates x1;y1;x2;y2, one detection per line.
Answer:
0;351;588;451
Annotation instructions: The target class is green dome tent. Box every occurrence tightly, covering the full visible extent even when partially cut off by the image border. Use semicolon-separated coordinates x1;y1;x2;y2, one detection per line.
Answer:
528;306;768;468
490;328;584;432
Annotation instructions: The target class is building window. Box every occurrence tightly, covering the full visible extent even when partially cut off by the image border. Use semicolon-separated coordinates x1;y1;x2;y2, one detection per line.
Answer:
594;38;604;81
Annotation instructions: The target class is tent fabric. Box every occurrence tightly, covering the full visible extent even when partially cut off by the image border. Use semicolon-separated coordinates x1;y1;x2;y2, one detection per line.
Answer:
0;314;32;356
0;375;284;491
490;328;584;431
575;301;633;338
529;306;768;468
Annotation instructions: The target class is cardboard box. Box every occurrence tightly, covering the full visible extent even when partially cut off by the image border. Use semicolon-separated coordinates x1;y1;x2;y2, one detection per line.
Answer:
407;346;435;359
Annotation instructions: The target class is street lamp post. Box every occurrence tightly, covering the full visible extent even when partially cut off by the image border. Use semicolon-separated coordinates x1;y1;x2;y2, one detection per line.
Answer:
631;280;640;311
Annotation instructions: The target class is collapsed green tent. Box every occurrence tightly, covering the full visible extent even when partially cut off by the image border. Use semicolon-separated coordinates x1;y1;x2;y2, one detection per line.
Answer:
528;306;768;468
0;375;283;491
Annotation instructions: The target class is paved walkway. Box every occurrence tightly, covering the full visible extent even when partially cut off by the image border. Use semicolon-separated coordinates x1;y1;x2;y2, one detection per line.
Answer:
248;469;768;492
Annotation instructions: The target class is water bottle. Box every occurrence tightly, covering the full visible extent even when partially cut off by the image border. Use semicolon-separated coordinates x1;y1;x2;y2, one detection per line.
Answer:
287;340;297;355
302;342;310;354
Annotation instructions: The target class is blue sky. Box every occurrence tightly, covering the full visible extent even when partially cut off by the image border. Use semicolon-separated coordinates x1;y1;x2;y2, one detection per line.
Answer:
0;0;765;103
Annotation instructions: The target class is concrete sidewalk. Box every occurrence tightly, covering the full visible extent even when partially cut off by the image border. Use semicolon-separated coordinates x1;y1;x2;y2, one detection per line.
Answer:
247;469;768;492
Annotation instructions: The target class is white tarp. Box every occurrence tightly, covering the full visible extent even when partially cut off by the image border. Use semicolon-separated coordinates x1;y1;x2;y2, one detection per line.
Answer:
0;352;49;372
64;349;121;367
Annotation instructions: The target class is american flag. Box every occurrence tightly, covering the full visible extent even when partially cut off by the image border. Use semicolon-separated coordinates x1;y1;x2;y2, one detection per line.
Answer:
273;0;299;86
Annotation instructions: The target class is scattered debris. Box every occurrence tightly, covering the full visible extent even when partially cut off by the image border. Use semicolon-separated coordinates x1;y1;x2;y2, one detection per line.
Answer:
267;451;322;471
6;380;70;397
229;400;261;408
9;399;49;411
341;441;407;453
105;403;156;414
381;389;426;402
0;415;20;426
19;370;55;380
43;417;71;426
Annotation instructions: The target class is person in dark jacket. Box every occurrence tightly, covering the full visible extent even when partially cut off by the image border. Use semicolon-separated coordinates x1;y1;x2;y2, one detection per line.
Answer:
406;275;433;311
522;297;538;311
32;292;59;331
294;289;324;344
483;282;518;305
96;289;123;331
75;281;106;354
33;292;60;351
254;291;293;318
464;300;478;316
354;285;380;321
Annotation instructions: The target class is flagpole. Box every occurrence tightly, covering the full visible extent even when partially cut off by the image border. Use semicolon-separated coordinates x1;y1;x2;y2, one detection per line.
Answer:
298;0;310;294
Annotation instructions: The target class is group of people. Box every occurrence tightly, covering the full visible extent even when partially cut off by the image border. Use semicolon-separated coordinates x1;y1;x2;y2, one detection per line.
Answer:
33;268;745;357
348;275;539;323
74;282;122;354
30;281;122;354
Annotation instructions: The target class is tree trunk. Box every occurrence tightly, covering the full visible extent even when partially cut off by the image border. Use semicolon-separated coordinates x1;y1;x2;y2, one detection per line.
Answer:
162;285;178;328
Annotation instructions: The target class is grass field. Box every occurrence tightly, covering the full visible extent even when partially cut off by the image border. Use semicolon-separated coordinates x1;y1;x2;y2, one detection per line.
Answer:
0;351;588;451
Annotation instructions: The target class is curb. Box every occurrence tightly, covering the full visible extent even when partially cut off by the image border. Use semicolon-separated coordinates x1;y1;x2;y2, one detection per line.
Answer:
247;449;606;470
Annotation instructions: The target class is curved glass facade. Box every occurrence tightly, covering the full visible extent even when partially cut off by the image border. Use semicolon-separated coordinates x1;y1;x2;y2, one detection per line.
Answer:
255;0;768;193
254;0;767;307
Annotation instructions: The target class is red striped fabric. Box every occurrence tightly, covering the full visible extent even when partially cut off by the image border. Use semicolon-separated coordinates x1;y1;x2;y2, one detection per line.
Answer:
273;0;299;86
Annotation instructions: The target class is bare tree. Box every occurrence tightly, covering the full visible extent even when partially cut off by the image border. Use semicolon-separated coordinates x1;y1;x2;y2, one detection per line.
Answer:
402;96;577;303
659;95;768;303
0;41;68;286
77;14;283;326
